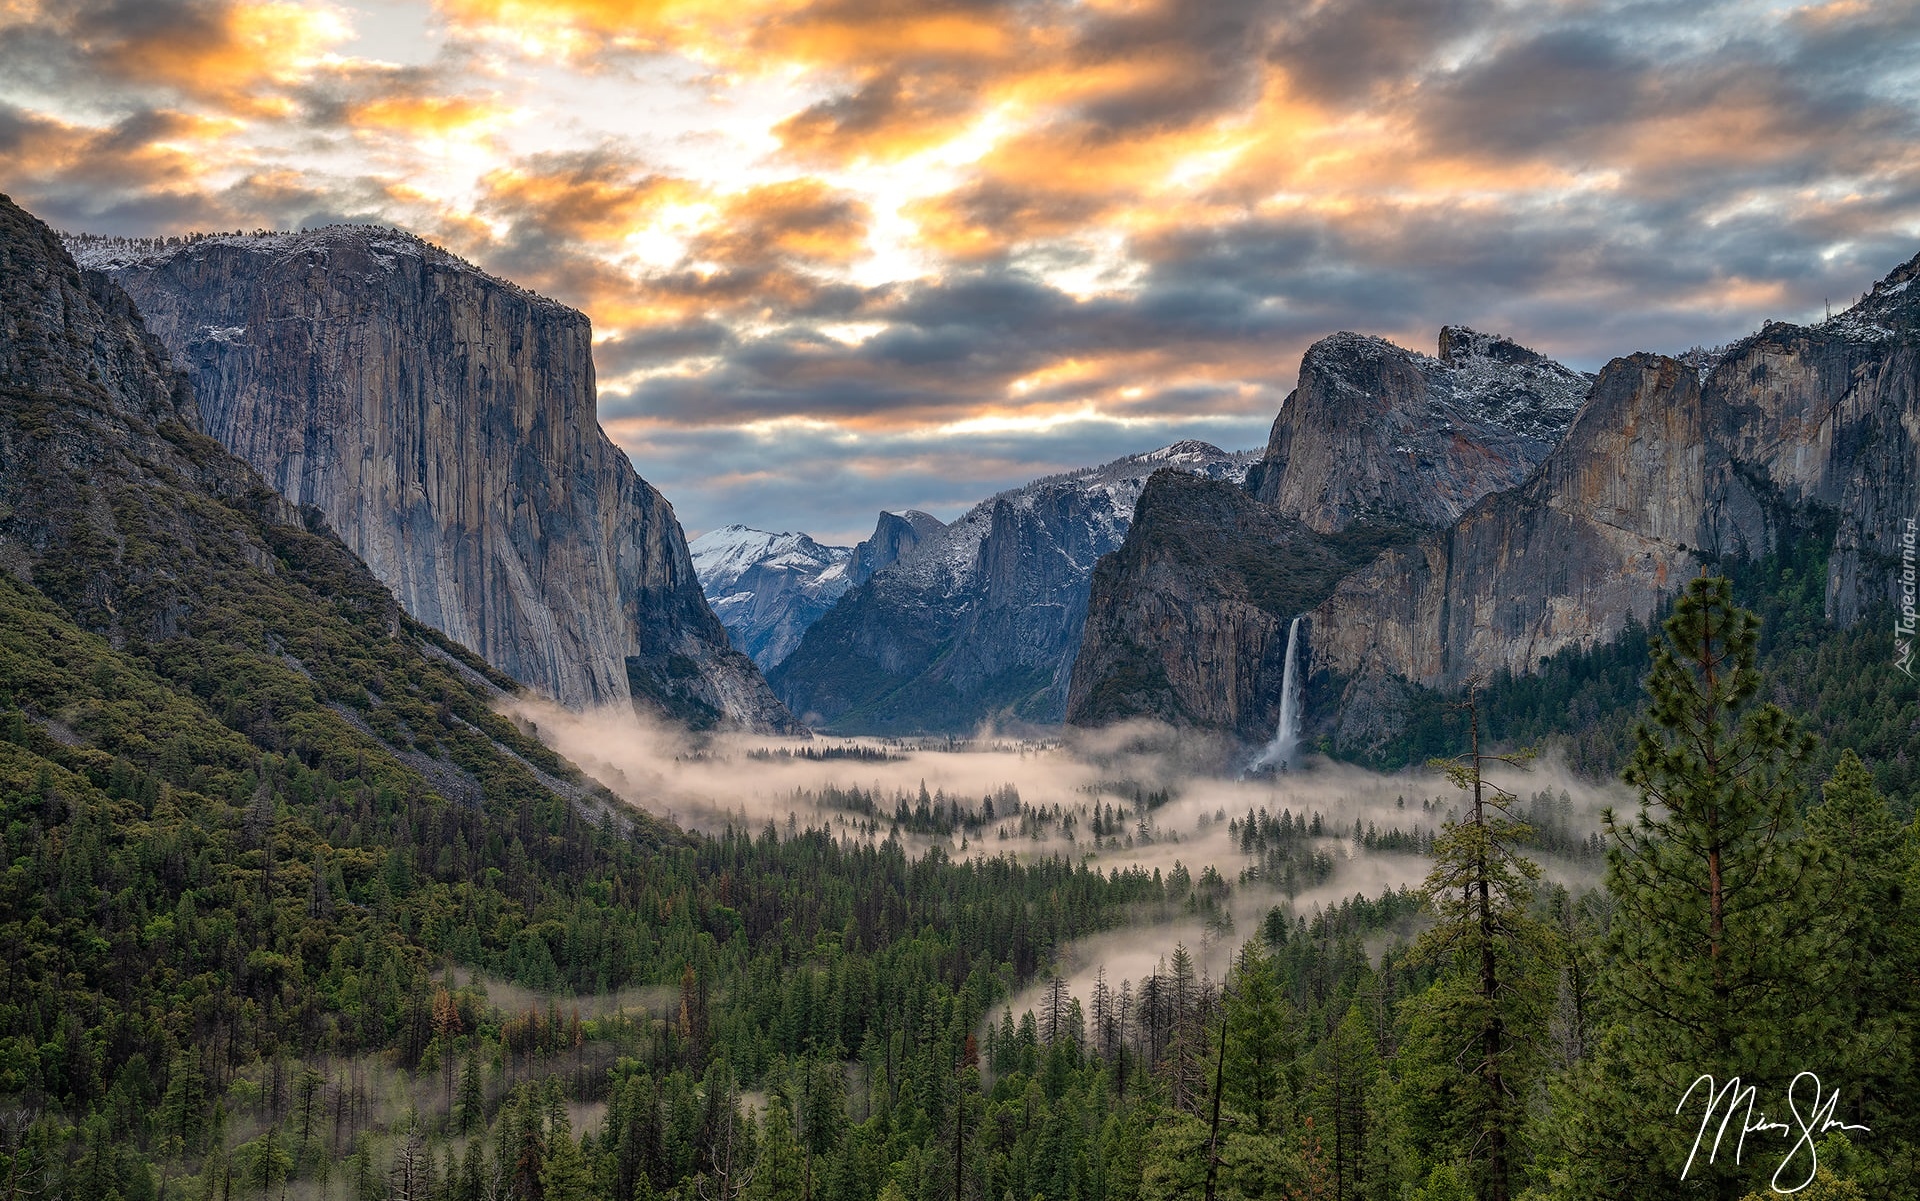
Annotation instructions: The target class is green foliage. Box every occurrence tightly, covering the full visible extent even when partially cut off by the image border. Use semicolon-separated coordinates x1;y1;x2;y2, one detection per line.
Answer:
1556;579;1832;1198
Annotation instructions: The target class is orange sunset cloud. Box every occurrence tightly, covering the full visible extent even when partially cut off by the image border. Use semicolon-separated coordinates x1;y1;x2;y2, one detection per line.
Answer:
2;0;1914;538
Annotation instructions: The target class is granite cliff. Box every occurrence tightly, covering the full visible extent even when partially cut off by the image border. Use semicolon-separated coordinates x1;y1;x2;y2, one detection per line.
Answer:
69;227;792;730
1243;327;1588;531
1068;329;1588;739
0;191;641;819
772;443;1255;732
1311;255;1920;744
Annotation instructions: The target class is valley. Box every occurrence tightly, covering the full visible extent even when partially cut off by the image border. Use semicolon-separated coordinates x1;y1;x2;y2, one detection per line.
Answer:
4;170;1918;1201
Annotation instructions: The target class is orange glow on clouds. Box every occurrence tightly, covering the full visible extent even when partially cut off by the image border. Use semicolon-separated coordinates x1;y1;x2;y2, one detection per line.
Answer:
5;0;1916;538
87;0;349;113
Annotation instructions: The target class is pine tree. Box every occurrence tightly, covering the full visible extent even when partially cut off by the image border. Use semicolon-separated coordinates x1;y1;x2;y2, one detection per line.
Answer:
1559;577;1824;1199
512;1087;548;1201
1160;945;1207;1114
1222;941;1294;1135
541;1122;594;1201
458;1041;487;1135
1408;680;1551;1201
1803;751;1919;1180
1310;1003;1375;1201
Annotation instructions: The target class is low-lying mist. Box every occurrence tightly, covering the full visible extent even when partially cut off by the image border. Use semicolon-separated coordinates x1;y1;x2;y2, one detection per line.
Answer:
506;700;1628;1013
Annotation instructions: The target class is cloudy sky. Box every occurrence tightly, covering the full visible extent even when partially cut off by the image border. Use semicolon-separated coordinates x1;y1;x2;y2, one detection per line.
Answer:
4;0;1918;543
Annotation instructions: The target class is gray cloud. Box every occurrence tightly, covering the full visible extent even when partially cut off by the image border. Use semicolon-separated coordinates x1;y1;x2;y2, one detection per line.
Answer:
616;414;1271;546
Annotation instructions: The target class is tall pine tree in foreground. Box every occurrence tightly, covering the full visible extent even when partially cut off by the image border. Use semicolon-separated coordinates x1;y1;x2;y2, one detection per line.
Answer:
1550;577;1824;1200
1396;683;1551;1201
1801;750;1920;1195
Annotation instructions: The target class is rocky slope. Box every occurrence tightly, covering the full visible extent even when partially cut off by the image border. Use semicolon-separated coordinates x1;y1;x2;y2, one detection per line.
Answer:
1311;256;1920;744
1243;327;1589;531
67;227;791;730
690;509;945;671
0;190;638;824
771;443;1256;732
1064;470;1406;731
1069;329;1589;740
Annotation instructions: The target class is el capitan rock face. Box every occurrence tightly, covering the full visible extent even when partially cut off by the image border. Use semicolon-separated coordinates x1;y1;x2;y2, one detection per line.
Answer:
73;226;793;730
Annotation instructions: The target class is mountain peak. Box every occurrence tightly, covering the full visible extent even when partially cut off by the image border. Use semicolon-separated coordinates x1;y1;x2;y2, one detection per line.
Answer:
1250;326;1589;533
1437;325;1554;368
1817;247;1920;343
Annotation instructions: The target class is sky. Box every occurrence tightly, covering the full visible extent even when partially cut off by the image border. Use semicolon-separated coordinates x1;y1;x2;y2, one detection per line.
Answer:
3;0;1918;545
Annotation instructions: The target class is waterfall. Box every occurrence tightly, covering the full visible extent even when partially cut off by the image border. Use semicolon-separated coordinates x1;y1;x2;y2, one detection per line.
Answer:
1254;616;1305;770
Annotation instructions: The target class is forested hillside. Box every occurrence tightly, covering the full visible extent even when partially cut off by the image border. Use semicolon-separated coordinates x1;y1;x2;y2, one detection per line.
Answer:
5;186;1918;1201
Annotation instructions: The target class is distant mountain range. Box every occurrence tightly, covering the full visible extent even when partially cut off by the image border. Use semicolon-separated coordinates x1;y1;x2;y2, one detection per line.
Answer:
756;442;1258;732
689;509;943;671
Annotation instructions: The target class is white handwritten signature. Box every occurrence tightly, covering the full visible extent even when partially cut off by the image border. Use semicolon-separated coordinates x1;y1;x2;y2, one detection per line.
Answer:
1677;1072;1871;1194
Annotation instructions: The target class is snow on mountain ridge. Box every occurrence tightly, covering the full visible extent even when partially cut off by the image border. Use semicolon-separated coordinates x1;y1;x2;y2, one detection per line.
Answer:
690;525;851;595
879;441;1260;596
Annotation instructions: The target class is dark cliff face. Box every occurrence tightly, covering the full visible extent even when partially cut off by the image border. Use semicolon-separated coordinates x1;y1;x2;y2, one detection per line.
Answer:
1244;328;1589;533
72;227;793;731
1069;330;1588;738
771;442;1255;732
1310;256;1920;744
1063;471;1403;735
849;510;945;587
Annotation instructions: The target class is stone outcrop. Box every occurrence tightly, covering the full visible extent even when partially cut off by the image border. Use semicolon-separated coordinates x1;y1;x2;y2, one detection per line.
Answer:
1069;329;1588;739
772;443;1255;732
1313;256;1920;709
1243;327;1588;532
849;510;945;587
69;226;793;730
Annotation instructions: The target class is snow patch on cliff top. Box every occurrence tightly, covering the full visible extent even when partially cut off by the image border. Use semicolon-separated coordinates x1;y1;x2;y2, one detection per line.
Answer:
1815;251;1920;344
62;225;572;312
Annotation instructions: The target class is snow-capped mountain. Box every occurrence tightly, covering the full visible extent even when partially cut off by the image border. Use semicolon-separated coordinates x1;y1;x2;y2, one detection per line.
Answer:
769;442;1259;733
690;510;946;670
690;527;853;671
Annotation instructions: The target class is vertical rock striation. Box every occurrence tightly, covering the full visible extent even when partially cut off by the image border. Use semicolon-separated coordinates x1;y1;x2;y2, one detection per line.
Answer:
1310;253;1920;737
70;227;793;730
1069;329;1588;739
